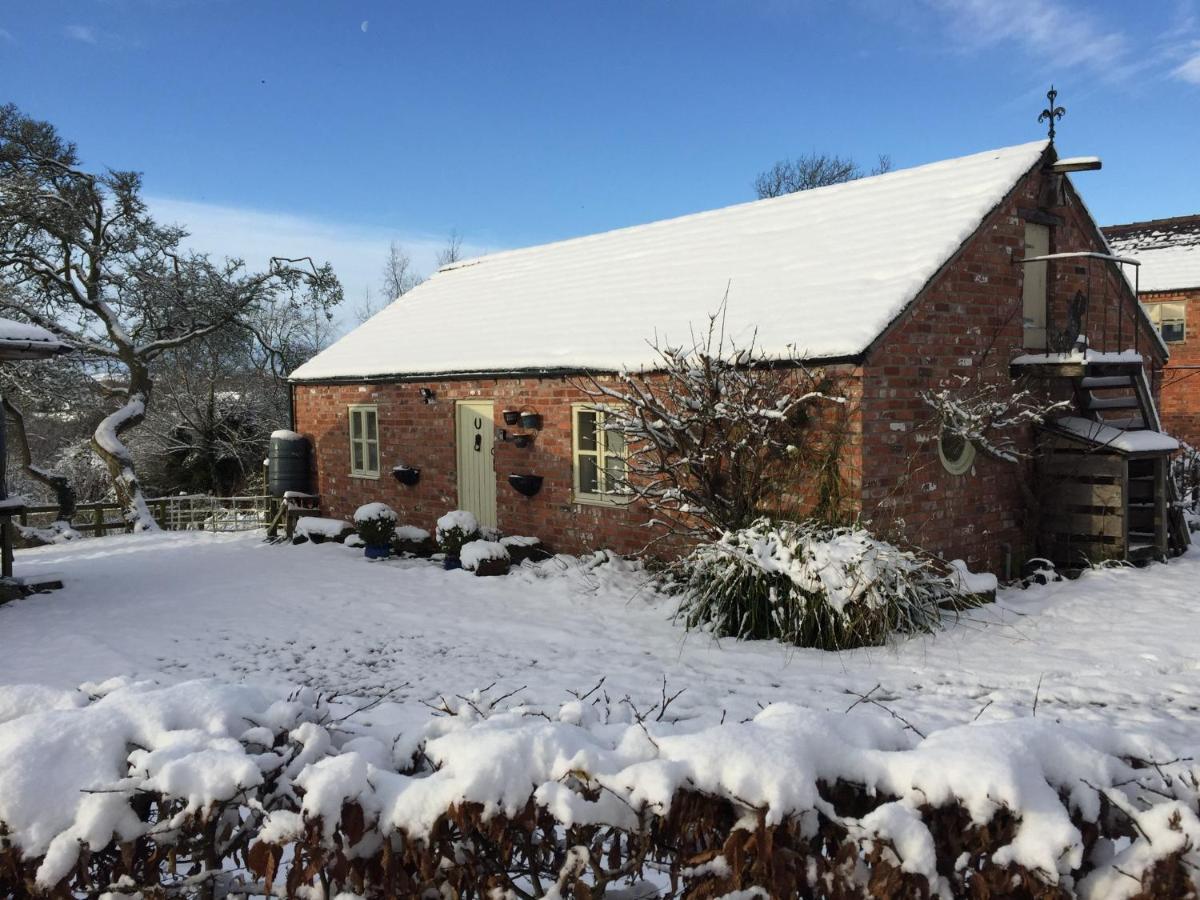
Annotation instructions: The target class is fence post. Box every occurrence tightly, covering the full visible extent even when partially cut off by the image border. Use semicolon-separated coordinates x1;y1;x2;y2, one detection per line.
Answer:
94;506;105;537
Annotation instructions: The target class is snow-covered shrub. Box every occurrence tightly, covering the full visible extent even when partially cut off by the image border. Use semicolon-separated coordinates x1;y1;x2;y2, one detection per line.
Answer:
392;524;435;556
436;509;480;558
1172;441;1200;524
2;679;1197;899
295;515;354;544
500;534;545;564
460;539;510;576
672;517;974;650
576;304;849;540
354;502;398;548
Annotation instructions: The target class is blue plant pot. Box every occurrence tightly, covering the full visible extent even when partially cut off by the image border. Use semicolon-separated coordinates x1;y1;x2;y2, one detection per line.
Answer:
443;556;462;570
364;544;391;560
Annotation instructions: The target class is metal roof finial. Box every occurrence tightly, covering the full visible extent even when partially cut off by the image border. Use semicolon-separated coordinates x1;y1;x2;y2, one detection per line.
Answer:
1038;85;1066;142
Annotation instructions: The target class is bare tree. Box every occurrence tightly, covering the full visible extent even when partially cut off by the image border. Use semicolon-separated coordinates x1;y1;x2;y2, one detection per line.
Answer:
353;287;381;325
381;240;422;299
754;152;893;199
0;104;342;529
577;304;846;541
435;229;464;268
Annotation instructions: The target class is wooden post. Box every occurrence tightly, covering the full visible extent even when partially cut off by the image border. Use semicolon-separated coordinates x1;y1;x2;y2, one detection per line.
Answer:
1155;457;1169;558
1;520;12;578
94;506;105;537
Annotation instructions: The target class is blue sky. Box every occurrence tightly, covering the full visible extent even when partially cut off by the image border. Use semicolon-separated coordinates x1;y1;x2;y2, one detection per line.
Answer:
2;0;1199;330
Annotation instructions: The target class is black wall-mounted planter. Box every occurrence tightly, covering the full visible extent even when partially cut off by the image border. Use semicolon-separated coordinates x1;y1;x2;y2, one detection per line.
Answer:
502;409;521;426
513;434;533;449
393;466;421;486
508;473;543;497
519;412;542;430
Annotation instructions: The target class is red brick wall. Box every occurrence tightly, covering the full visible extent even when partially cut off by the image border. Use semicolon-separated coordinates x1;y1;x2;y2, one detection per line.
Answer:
294;377;656;555
1143;289;1200;447
860;167;1165;575
293;369;863;556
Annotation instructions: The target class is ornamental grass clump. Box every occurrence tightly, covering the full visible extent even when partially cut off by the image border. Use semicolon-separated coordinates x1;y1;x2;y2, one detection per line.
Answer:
673;517;973;650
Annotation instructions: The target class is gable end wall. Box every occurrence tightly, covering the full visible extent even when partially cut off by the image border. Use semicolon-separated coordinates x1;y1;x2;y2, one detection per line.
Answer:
861;166;1165;575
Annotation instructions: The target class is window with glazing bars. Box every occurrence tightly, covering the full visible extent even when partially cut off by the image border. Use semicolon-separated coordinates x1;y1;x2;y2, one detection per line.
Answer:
572;406;626;502
348;405;380;476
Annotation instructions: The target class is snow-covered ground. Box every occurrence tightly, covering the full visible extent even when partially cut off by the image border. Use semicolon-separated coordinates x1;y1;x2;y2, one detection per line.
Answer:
2;530;1199;745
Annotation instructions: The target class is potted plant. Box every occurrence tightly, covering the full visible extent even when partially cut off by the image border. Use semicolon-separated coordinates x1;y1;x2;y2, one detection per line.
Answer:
519;411;542;430
502;409;521;425
436;509;480;570
354;502;398;559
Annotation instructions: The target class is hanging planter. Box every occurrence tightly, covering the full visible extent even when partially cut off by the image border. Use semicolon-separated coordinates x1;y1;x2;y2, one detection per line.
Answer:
508;474;544;497
519;412;542;430
392;465;421;486
502;409;521;426
513;434;533;449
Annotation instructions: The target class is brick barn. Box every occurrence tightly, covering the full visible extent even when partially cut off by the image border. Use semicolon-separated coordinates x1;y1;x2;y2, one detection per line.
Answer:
1104;215;1200;447
290;140;1180;576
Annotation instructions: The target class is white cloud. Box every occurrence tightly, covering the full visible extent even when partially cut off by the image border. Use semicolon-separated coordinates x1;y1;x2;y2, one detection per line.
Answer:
64;24;98;44
0;28;15;43
148;196;501;336
926;0;1134;80
1174;50;1200;83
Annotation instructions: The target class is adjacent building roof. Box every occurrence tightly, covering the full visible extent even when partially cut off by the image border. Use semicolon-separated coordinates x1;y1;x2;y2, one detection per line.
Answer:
291;140;1050;381
0;318;70;361
1104;215;1200;293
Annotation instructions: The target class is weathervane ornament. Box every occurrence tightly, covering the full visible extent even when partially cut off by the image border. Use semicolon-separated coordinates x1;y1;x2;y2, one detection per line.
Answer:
1038;85;1065;142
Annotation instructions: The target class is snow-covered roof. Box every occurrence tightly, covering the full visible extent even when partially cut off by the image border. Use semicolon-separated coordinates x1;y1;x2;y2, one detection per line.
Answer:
1050;416;1178;454
0;318;69;360
292;141;1050;380
1104;215;1200;293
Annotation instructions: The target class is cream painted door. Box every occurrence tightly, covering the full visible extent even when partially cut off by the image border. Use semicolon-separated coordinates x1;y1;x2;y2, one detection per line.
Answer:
1022;222;1050;349
455;400;497;528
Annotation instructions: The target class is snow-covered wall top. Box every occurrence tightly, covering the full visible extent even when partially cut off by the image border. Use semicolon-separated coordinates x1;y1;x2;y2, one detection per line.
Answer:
291;141;1049;381
1104;215;1200;293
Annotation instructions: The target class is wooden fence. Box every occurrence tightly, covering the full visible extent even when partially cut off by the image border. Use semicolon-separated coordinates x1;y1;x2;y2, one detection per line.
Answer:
17;494;282;536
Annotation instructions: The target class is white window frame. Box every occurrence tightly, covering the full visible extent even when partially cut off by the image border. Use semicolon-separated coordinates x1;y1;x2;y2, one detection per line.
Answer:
348;404;380;478
571;404;628;506
1145;301;1186;344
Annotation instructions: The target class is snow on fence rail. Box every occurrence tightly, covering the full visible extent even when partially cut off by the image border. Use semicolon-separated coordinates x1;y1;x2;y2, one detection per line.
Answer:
16;494;279;536
0;678;1196;899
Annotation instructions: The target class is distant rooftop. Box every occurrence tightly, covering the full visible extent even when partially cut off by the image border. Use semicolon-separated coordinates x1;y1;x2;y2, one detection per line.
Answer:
1104;214;1200;293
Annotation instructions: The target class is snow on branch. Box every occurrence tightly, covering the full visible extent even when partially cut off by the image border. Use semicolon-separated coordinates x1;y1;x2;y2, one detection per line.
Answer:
576;301;847;539
920;376;1071;463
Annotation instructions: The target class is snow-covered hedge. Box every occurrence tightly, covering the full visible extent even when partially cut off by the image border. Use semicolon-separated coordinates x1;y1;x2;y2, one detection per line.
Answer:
673;518;977;650
436;509;480;558
460;539;510;575
353;502;397;547
0;678;1197;899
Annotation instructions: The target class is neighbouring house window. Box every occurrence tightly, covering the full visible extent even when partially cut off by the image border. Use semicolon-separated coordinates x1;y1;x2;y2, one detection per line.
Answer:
572;405;627;502
348;405;380;477
937;427;975;476
1022;222;1050;349
1145;301;1186;343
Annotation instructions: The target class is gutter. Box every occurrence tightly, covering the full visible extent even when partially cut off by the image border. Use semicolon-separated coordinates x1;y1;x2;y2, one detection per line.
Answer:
286;353;867;386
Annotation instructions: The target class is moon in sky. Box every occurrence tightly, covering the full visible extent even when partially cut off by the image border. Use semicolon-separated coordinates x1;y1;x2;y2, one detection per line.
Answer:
360;20;369;33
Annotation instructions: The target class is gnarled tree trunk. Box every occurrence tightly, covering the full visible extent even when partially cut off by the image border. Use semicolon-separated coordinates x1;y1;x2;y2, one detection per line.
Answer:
1;396;76;524
91;363;158;531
